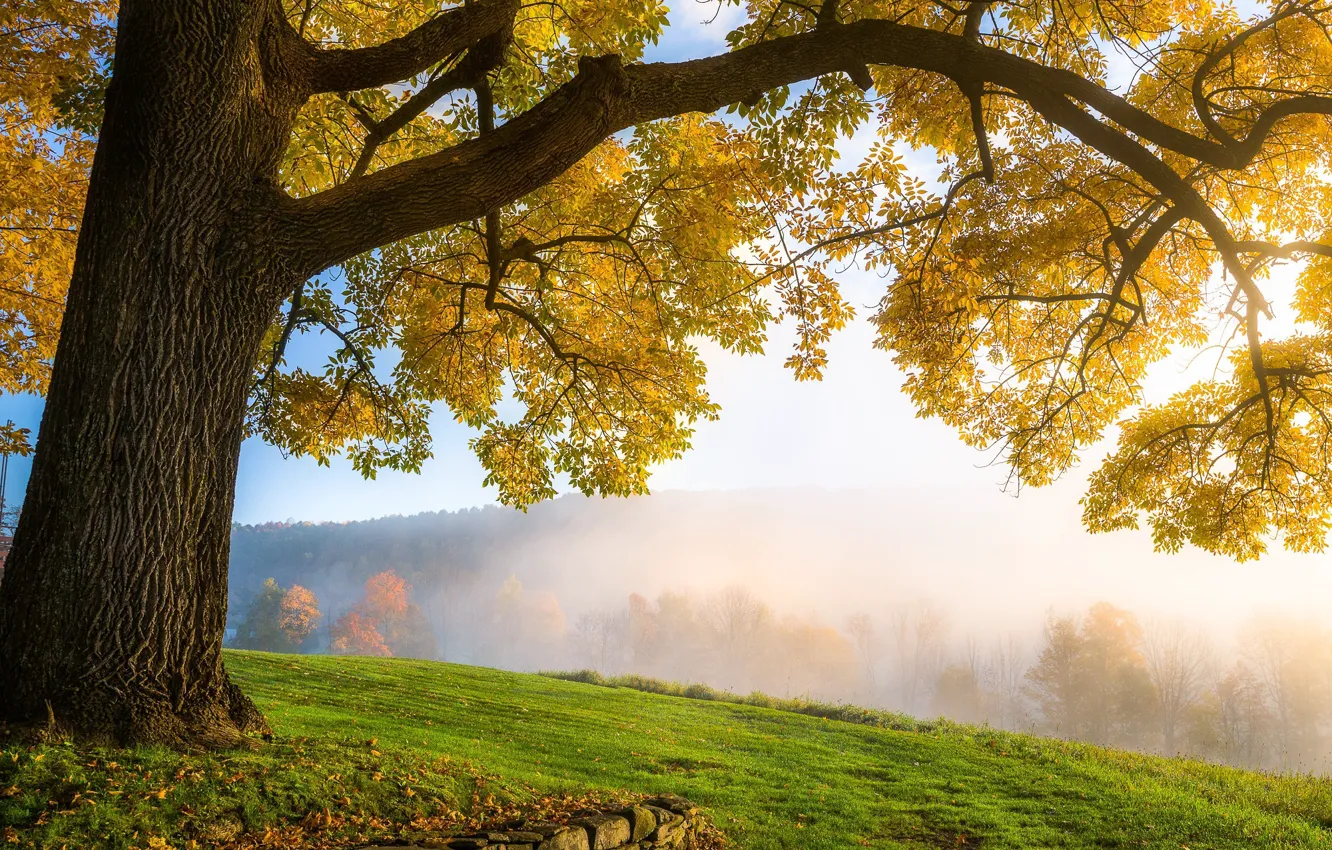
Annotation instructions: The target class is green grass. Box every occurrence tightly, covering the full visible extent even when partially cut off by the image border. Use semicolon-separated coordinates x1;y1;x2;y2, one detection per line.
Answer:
542;668;940;730
2;651;1330;849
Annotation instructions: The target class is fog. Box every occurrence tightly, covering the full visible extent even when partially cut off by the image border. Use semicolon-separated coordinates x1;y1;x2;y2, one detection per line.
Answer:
383;486;1332;656
228;485;1332;775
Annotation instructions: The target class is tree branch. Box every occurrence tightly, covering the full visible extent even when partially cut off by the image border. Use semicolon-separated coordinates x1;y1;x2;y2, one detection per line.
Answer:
278;16;1332;276
304;0;518;94
349;61;473;179
348;23;515;181
1235;239;1332;259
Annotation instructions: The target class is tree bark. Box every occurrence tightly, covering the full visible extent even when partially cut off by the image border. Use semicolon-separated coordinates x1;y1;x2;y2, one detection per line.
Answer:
0;1;302;747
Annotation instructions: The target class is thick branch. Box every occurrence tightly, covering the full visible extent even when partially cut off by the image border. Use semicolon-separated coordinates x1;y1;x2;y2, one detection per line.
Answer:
1235;239;1332;259
305;0;517;93
1189;2;1332;148
282;53;633;273
1021;92;1271;316
279;16;1331;274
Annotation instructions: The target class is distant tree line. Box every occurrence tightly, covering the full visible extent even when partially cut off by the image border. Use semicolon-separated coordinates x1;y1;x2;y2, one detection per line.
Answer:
569;592;1332;775
229;569;435;659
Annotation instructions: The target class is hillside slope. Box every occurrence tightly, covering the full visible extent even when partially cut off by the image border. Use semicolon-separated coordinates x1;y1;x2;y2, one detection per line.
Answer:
3;652;1330;849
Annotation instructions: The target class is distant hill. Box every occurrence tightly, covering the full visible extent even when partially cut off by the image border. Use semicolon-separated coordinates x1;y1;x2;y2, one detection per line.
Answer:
227;489;904;667
227;489;904;630
225;484;1332;664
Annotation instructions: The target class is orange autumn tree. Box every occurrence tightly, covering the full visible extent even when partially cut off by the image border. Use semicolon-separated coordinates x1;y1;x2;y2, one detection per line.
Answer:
330;570;436;658
363;571;410;622
233;578;323;652
278;584;323;647
329;609;391;657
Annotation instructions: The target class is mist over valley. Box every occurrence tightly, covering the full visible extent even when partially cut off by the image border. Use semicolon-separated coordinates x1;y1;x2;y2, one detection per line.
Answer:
228;487;1332;775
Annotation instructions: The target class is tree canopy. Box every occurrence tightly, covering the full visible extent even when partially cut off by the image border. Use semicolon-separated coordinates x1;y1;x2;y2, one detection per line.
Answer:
9;0;1332;559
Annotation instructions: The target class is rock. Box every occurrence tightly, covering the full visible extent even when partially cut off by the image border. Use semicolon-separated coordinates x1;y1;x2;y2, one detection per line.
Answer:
461;832;542;845
425;828;539;850
643;794;699;819
643;805;684;845
360;797;699;850
504;832;546;845
616;806;657;843
532;824;591;850
571;813;631;850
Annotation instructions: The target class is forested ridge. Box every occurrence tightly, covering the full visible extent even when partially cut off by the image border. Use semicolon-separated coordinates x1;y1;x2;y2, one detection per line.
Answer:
230;504;509;611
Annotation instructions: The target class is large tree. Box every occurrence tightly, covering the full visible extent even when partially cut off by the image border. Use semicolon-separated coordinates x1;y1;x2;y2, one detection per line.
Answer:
4;0;1332;747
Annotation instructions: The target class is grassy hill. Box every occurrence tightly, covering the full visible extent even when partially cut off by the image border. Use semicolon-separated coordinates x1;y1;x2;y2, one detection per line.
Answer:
2;652;1331;849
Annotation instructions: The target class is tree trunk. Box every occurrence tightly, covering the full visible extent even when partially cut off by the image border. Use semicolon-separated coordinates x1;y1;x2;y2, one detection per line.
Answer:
0;2;303;747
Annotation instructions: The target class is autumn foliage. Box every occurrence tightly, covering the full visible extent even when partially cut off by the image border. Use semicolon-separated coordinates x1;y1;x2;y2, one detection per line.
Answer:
0;3;111;404
363;571;409;621
233;578;323;652
330;570;435;658
279;584;323;645
13;0;1332;564
329;609;392;657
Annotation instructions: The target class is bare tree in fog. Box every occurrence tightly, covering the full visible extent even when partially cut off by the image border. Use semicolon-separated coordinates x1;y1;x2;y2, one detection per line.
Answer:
890;599;948;715
984;634;1030;731
627;593;657;669
845;612;877;695
428;562;481;662
1240;617;1331;770
706;586;772;687
963;636;983;680
574;610;628;672
1186;662;1274;769
1143;620;1212;754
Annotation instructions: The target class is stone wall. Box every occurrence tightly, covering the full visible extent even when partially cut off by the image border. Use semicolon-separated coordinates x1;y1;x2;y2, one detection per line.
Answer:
374;794;710;850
